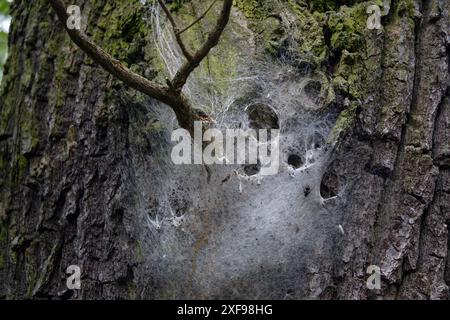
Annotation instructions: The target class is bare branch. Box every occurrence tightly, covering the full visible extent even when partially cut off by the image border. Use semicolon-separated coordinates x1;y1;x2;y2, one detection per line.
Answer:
157;0;193;61
177;0;219;36
48;0;204;134
48;0;233;135
171;0;233;92
49;0;173;104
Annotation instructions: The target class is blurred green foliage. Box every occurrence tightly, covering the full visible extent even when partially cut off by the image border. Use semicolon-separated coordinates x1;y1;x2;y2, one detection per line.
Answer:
0;0;10;82
0;0;10;13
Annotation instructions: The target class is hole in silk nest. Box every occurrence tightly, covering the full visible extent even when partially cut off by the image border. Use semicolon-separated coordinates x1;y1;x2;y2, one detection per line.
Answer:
288;154;303;169
246;103;280;130
320;170;340;199
243;162;262;176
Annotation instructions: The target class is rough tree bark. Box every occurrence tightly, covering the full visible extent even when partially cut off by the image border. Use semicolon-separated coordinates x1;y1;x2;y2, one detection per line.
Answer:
0;0;448;299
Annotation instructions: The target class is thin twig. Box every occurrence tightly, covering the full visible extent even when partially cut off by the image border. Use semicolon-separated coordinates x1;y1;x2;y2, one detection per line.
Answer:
177;0;219;36
157;0;193;61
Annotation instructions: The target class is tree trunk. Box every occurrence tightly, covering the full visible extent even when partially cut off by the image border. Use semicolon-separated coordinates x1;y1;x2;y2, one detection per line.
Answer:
0;0;448;299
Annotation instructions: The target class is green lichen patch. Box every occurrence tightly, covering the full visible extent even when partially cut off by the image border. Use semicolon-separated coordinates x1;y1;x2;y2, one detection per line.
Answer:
326;4;368;52
329;100;359;145
95;1;148;65
235;0;273;20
